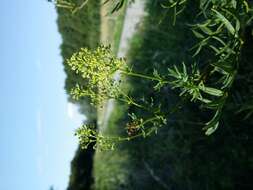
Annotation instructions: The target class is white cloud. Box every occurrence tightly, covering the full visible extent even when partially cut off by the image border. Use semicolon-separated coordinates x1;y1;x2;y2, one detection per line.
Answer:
67;102;87;123
67;103;74;119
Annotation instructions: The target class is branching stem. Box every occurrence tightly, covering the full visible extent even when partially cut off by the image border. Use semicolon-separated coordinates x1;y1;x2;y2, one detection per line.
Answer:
120;70;168;83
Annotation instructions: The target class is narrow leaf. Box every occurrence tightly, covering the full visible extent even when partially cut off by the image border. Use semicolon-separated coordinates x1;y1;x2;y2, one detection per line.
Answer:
212;9;235;36
192;29;205;39
205;122;219;136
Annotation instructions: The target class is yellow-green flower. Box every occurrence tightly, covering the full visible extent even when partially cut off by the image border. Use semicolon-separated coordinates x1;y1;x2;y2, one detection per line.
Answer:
68;45;125;105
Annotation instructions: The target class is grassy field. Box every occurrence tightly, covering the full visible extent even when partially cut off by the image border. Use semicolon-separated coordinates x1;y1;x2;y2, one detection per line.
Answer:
93;0;253;190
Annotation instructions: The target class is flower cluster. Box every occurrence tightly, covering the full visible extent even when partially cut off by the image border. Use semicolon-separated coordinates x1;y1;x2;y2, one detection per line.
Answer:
75;125;115;151
75;125;97;149
68;45;125;105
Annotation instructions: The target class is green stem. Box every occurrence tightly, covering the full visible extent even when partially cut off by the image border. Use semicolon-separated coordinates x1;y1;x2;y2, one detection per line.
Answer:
118;97;146;109
120;70;166;82
101;100;185;144
106;116;162;142
117;89;150;111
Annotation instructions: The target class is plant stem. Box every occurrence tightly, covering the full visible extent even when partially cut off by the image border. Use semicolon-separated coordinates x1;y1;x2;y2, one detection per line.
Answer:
116;88;150;111
118;97;146;109
105;116;162;142
120;70;166;82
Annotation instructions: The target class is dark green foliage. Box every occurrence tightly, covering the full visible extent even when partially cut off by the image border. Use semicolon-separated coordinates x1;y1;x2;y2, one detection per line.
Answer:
162;0;253;135
67;144;95;190
95;0;253;189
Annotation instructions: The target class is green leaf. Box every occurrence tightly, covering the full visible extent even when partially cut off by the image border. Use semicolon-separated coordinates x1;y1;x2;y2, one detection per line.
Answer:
243;1;250;13
199;85;223;97
209;45;220;54
198;25;213;35
205;122;219;136
222;71;236;88
212;36;226;46
192;44;203;57
231;0;237;9
182;62;187;75
212;9;236;36
192;29;205;39
168;67;179;78
213;60;234;73
205;95;226;109
203;109;222;135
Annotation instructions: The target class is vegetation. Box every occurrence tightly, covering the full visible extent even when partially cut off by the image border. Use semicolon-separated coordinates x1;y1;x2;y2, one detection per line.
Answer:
93;0;253;189
55;0;253;189
72;0;253;146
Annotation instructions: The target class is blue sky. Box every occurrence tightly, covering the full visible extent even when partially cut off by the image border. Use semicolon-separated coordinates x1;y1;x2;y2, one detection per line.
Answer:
0;1;84;190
